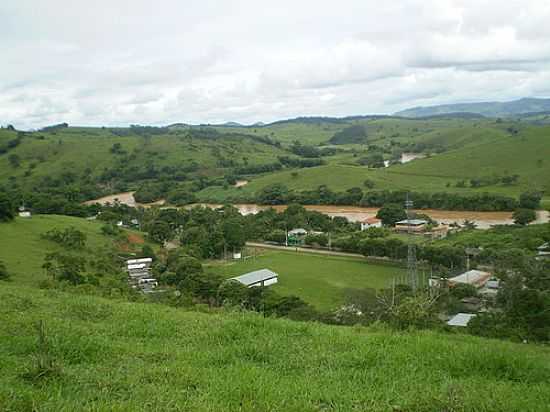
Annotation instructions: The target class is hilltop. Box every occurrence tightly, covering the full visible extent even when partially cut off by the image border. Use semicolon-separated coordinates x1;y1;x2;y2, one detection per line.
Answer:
395;97;550;118
1;283;550;411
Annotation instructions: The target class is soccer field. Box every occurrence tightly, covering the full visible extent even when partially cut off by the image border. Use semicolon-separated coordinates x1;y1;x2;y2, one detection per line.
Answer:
211;249;405;310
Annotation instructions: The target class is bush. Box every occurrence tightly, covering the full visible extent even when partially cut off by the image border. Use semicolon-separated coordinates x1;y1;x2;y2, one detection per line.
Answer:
0;261;10;280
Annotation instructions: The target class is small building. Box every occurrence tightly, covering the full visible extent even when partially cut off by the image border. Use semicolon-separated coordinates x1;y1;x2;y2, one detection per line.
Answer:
448;269;492;289
18;205;31;218
447;313;476;327
486;277;500;289
536;242;550;260
230;269;278;288
288;228;307;237
361;217;382;231
127;258;153;266
394;219;428;233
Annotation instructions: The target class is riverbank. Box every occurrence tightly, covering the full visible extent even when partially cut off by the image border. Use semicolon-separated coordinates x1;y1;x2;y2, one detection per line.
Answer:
85;192;549;229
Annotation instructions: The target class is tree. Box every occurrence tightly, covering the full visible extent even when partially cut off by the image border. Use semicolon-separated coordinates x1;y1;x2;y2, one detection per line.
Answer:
363;179;375;189
519;191;542;209
0;192;15;222
42;252;87;285
8;154;21;168
140;244;156;260
148;221;172;243
217;280;249;306
376;204;407;226
257;184;289;205
164;256;203;286
513;208;536;226
223;219;246;252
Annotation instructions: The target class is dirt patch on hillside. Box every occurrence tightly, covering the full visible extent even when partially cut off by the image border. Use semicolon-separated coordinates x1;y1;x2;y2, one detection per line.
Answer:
127;233;145;245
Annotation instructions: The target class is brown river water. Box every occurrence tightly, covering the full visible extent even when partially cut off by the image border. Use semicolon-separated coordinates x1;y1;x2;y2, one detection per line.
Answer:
85;192;549;229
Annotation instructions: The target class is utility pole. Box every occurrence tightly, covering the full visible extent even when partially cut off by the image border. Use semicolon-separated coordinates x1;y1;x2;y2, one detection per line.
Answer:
405;193;418;292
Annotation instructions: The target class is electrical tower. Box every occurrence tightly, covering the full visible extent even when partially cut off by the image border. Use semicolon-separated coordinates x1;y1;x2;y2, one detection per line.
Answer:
405;193;418;292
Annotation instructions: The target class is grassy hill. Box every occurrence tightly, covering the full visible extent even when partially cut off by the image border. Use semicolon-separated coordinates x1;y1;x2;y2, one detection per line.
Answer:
198;123;550;205
0;215;149;286
2;117;550;208
1;283;550;411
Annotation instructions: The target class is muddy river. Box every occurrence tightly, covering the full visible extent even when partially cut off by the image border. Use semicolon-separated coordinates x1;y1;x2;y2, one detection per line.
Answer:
86;192;549;229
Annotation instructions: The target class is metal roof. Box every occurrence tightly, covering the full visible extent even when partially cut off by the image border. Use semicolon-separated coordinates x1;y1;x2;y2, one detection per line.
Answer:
127;258;152;265
230;269;278;286
449;270;492;287
288;228;307;235
395;219;428;225
447;313;476;327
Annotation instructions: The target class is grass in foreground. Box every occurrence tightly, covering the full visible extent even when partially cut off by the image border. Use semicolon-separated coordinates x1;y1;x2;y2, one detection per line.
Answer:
211;250;405;310
1;284;550;411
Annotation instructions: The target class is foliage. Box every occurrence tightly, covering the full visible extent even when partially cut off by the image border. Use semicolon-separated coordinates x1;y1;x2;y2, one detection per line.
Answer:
41;226;87;249
513;208;537;225
376;204;407;226
0;191;15;221
329;125;367;144
42;252;88;285
519;191;542;209
0;260;10;280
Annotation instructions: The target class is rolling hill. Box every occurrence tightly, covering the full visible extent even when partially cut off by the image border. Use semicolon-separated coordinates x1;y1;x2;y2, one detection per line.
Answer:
395;97;550;118
197;123;550;204
1;283;550;411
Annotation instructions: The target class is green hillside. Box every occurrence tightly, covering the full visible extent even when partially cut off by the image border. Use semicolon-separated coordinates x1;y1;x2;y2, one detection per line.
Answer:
2;283;550;411
2;118;549;208
0;215;148;286
198;124;550;204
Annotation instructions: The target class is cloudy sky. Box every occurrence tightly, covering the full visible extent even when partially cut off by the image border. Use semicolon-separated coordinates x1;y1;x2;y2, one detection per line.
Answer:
2;0;550;129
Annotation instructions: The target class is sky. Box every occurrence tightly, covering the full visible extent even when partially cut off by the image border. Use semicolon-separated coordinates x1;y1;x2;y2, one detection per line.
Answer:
2;0;550;129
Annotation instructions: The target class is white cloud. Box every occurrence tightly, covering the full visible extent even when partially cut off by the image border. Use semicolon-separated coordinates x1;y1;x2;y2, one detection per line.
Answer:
1;0;550;128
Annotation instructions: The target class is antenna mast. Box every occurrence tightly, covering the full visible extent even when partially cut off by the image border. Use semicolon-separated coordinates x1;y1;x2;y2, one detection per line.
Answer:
405;193;418;292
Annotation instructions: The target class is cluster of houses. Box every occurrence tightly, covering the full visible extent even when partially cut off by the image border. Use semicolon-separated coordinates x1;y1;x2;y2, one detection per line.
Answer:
126;257;158;292
361;217;450;239
429;268;500;327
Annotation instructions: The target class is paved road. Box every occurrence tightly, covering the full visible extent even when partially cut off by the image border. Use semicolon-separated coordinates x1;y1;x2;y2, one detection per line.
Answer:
245;241;370;259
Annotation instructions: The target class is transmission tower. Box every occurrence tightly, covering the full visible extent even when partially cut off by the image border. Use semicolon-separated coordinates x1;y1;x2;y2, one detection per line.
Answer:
405;193;418;292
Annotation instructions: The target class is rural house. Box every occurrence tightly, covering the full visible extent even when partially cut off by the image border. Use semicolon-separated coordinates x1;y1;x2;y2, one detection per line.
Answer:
360;217;382;230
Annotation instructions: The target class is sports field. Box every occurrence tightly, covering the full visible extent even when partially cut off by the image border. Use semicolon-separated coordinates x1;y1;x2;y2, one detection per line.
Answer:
210;249;405;310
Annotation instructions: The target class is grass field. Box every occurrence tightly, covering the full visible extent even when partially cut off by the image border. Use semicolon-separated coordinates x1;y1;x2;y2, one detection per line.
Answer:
0;215;148;286
210;250;405;310
1;283;550;411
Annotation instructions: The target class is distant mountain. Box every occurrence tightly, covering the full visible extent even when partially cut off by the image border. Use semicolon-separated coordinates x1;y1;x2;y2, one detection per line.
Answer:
395;97;550;118
221;121;244;127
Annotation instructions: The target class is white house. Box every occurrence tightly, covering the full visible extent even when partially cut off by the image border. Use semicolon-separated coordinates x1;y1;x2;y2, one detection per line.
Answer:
230;269;278;288
360;217;382;230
